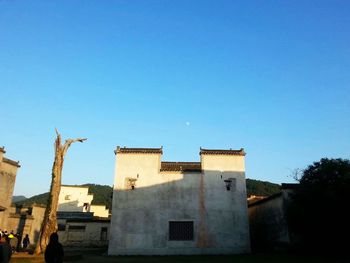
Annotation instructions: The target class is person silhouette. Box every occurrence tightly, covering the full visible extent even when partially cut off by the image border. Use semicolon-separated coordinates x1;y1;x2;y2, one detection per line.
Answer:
22;234;30;249
0;236;12;263
44;233;64;263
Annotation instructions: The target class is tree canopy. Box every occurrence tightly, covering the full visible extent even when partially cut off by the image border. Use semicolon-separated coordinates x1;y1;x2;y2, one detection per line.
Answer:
288;158;350;254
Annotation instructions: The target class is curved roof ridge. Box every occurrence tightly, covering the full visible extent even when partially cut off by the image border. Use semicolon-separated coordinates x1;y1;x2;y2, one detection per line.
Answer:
200;148;246;156
115;146;163;155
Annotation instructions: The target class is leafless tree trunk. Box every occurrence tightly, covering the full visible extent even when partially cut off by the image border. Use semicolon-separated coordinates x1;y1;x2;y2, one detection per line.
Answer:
34;129;86;255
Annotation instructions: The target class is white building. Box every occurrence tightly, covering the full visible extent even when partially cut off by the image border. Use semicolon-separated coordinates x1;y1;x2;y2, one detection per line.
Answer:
57;185;110;247
108;147;251;255
58;185;109;218
58;185;93;213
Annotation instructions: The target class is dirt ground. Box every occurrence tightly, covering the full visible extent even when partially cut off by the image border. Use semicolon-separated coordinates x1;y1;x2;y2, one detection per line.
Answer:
11;251;349;263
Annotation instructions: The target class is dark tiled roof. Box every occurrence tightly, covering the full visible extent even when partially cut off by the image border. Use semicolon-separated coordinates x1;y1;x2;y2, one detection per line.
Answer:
57;211;94;220
115;146;163;155
161;162;201;172
248;192;282;208
0;147;5;153
61;185;89;189
66;217;110;222
200;148;246;156
2;157;20;167
247;195;267;205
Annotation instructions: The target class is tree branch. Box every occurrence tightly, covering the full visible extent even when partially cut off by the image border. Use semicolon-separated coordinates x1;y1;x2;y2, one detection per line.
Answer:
62;138;87;156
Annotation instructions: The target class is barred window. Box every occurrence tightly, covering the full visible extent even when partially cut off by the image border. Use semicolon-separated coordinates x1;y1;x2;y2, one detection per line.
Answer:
169;221;194;241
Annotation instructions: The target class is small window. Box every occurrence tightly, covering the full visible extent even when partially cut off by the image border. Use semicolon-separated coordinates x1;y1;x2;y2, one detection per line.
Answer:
125;177;137;190
169;221;194;241
58;224;66;231
68;225;86;232
27;207;33;215
83;203;89;211
65;195;71;200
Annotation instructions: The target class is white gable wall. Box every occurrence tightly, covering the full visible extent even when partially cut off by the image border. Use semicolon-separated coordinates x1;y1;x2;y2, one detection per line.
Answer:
58;186;93;212
108;148;250;255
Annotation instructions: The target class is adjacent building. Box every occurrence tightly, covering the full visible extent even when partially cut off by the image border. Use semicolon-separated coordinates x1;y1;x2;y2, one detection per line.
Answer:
58;185;93;213
57;185;110;247
7;185;110;248
7;204;46;246
108;147;251;255
248;183;298;251
0;147;20;229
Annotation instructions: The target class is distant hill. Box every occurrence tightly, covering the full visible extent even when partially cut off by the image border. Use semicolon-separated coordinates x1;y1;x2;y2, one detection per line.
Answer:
13;180;281;208
12;195;27;203
14;192;50;207
14;184;113;209
246;178;281;196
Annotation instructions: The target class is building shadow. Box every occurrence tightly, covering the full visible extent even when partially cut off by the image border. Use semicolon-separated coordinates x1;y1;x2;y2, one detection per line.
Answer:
108;168;250;255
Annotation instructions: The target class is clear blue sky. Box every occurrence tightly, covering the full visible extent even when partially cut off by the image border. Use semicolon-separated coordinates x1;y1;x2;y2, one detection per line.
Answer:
1;1;349;197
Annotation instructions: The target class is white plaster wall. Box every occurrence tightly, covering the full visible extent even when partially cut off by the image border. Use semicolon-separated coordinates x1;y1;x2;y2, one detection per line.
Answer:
58;186;93;212
90;205;109;218
114;153;164;189
200;154;250;253
108;152;250;255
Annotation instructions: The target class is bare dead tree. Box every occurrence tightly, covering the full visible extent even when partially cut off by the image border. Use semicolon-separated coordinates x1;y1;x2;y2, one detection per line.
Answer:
34;129;87;254
291;168;303;182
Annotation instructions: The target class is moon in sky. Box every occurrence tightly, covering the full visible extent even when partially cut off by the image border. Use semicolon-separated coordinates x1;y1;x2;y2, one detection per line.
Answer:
186;121;190;126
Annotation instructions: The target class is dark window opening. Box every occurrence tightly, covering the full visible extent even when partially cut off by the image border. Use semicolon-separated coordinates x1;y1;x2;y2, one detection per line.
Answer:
100;227;108;241
58;224;66;231
69;225;86;232
169;221;194;241
83;203;89;211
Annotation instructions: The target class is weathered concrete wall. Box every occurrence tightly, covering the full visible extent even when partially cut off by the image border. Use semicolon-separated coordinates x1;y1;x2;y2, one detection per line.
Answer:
200;154;250;253
248;193;289;251
29;206;46;243
0;148;4;163
0;149;20;229
7;205;46;245
57;220;110;247
108;149;250;255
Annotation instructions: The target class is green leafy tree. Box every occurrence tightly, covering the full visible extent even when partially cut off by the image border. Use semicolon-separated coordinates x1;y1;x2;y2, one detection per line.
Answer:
288;158;350;254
